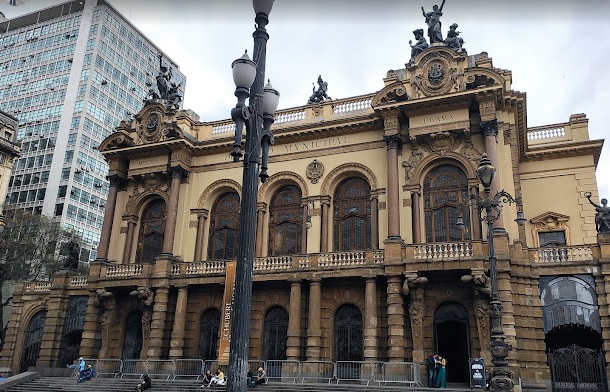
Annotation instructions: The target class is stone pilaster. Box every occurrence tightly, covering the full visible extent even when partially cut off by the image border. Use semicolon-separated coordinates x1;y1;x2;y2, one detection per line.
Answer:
147;286;169;359
169;285;189;358
286;280;302;361
306;279;322;360
79;289;101;359
193;209;208;261
387;276;405;361
97;175;123;261
384;132;403;240
122;217;137;264
162;167;188;255
255;202;267;257
364;277;378;361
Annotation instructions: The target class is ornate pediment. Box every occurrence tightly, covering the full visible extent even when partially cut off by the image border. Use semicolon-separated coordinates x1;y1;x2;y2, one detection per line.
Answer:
99;130;135;151
530;211;570;230
406;47;467;98
371;81;409;107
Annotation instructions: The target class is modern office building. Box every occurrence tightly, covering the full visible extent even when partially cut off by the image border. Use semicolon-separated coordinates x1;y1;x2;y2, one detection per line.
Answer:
1;11;609;392
0;110;20;206
0;0;185;262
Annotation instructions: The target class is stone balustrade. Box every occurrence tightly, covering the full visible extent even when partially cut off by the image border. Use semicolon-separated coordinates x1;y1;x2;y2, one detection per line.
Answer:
105;264;144;278
532;246;594;263
25;282;52;293
203;94;374;138
69;276;88;287
412;242;474;259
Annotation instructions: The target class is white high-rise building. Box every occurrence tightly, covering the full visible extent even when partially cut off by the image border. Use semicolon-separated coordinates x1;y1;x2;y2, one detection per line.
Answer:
0;0;185;261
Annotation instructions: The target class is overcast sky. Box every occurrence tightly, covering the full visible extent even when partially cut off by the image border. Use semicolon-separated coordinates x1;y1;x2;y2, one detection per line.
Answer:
2;0;609;198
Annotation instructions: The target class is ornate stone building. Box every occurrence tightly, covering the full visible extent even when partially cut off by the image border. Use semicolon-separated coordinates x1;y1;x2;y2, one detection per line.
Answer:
1;44;608;390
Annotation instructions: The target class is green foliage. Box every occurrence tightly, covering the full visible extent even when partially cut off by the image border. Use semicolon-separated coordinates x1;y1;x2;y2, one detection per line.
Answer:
0;210;83;282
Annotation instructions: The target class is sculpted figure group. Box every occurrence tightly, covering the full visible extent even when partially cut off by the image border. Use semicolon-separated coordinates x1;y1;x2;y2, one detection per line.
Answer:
410;1;465;61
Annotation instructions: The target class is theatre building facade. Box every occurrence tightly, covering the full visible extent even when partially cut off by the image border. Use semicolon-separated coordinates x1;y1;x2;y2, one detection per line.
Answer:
1;45;609;390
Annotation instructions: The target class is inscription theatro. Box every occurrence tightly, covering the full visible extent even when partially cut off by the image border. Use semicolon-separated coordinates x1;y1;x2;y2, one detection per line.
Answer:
423;114;454;124
270;136;350;154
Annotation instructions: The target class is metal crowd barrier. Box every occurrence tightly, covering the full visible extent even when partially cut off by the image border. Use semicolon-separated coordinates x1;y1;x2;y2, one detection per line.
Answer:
83;358;421;386
174;359;204;380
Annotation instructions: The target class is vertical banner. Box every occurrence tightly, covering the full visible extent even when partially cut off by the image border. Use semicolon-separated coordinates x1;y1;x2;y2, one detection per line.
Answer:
218;261;237;365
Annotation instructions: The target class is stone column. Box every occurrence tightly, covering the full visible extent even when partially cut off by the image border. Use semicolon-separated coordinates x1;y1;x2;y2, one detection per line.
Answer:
301;203;308;253
320;198;330;252
371;195;379;249
122;217;137;264
97;176;122;261
286;280;302;361
147;286;169;359
403;272;428;363
170;285;189;358
306;279;322;360
470;185;482;240
384;132;403;240
193;209;209;261
479;116;504;230
162;167;187;255
255;202;267;257
364;277;378;361
387;276;405;361
411;189;421;243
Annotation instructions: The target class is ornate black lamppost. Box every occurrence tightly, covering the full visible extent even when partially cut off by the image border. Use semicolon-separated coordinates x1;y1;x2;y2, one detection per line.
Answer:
457;153;526;392
227;1;280;391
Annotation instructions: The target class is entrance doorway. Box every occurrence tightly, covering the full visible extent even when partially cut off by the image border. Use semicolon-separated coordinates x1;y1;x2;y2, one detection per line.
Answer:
434;302;470;384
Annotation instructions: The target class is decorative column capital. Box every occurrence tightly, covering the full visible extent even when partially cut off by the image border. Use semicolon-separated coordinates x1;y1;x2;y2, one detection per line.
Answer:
169;165;189;182
479;119;498;137
384;133;403;151
383;115;399;131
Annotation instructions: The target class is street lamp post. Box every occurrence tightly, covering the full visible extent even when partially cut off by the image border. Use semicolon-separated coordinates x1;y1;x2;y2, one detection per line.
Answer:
228;1;280;391
457;153;526;392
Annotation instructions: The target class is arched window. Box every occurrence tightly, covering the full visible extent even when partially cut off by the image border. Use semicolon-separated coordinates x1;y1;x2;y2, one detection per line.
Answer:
136;199;166;263
334;304;363;361
122;311;143;360
268;185;302;256
208;192;239;260
424;165;470;242
198;308;220;360
263;307;289;361
58;296;87;367
21;310;47;372
333;178;371;251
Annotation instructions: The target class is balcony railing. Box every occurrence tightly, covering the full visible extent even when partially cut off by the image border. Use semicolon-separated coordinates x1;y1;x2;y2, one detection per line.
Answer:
532;246;594;263
412;242;474;259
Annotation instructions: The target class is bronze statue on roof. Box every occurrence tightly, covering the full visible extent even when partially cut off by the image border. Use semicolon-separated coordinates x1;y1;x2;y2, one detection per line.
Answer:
308;75;331;104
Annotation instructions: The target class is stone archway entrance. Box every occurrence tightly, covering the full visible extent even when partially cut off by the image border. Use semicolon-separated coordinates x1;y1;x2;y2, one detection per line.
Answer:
434;302;470;384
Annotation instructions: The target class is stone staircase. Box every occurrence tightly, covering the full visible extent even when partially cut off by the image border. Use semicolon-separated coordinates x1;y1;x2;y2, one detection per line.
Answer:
0;375;475;392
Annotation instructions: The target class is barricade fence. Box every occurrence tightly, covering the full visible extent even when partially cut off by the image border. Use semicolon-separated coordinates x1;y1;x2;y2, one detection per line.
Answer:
83;358;422;385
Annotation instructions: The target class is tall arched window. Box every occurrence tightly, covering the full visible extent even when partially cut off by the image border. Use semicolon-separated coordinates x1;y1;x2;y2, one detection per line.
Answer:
208;192;239;260
198;308;220;360
263;306;289;361
122;311;143;360
333;177;371;251
424;165;470;242
136;199;166;263
20;310;47;372
58;296;87;367
334;304;363;362
268;185;302;256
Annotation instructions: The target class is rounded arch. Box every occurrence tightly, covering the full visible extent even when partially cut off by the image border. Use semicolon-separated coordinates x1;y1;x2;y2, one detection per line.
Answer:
258;171;309;202
321;163;378;197
20;309;48;372
198;307;221;360
433;301;470;384
409;152;477;187
124;191;169;218
262;306;289;364
198;179;242;210
333;303;363;362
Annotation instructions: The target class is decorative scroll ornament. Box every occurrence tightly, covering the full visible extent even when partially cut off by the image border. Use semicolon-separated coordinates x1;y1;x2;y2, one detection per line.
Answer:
306;159;324;184
402;146;425;183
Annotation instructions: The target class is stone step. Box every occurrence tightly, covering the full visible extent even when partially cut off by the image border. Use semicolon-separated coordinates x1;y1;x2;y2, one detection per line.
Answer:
0;376;475;392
